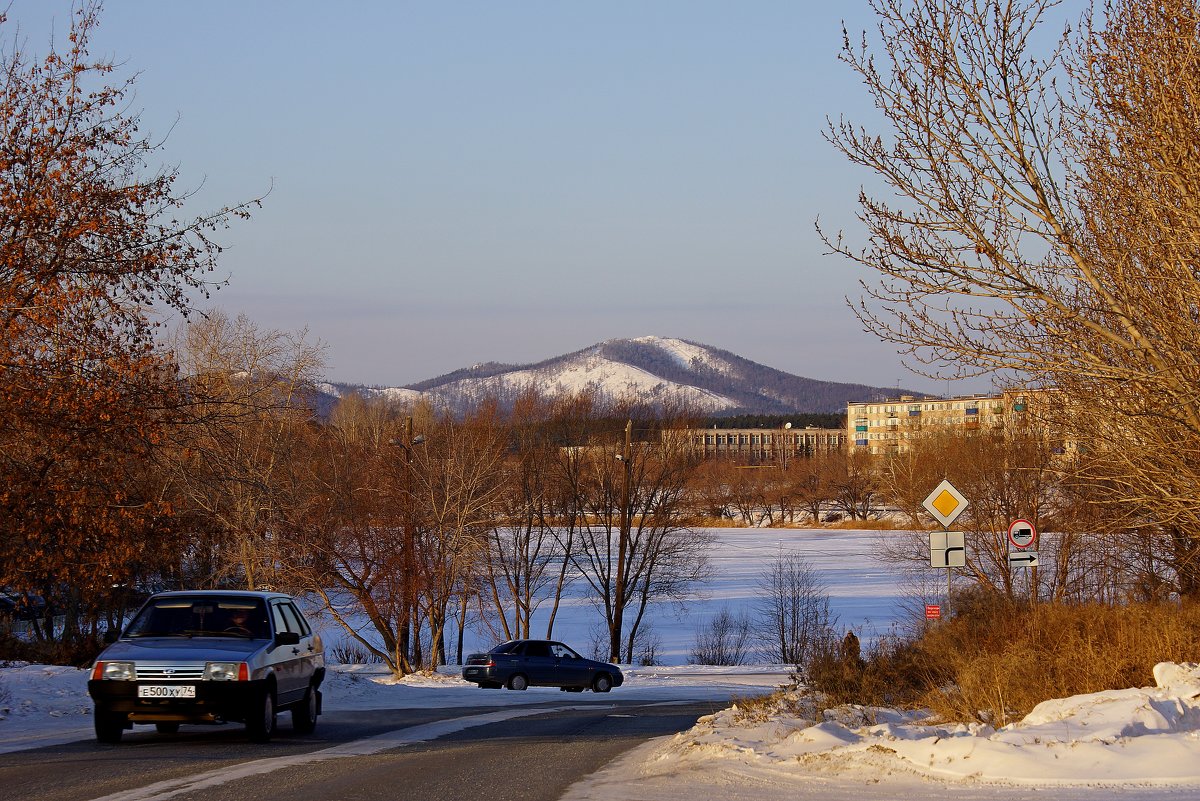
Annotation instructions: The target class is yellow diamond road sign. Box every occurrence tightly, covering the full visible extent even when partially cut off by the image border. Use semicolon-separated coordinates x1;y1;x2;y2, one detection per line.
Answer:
923;480;969;528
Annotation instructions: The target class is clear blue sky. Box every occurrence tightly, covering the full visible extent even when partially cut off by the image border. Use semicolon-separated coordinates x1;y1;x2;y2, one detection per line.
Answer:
9;1;989;394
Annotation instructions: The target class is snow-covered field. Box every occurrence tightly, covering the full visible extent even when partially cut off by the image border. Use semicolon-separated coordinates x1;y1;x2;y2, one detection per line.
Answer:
370;526;909;666
4;527;1200;799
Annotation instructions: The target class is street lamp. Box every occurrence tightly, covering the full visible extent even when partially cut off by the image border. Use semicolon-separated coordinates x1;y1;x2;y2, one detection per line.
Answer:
780;421;792;471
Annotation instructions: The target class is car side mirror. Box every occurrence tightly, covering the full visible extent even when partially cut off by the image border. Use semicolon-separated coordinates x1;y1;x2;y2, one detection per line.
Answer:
274;631;300;646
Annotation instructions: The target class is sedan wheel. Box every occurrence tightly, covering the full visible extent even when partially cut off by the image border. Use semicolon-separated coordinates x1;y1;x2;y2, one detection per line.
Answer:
507;673;529;691
292;685;318;734
94;709;125;744
246;687;277;742
593;673;613;693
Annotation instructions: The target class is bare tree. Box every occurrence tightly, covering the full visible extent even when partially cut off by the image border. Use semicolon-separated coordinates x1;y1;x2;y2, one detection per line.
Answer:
409;405;508;668
481;392;576;644
822;0;1200;590
828;449;880;521
167;311;324;590
281;395;417;677
690;608;754;666
565;407;710;664
755;552;836;666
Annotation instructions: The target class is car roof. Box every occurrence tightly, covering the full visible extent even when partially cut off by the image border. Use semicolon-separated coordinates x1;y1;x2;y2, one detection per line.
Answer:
148;590;294;601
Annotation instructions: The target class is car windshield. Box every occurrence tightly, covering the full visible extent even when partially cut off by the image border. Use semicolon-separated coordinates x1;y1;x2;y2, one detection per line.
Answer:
125;597;268;639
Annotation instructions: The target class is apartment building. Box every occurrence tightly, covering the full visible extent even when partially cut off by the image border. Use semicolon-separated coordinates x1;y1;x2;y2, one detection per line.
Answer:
847;392;1031;454
668;426;846;462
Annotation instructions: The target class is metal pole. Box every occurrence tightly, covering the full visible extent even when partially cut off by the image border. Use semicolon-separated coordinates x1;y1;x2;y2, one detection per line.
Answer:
612;419;633;663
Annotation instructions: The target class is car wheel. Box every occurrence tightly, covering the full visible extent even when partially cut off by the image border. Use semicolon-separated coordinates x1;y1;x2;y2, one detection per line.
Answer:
245;686;277;743
593;673;613;693
155;722;180;734
292;685;318;735
94;708;125;744
506;673;529;691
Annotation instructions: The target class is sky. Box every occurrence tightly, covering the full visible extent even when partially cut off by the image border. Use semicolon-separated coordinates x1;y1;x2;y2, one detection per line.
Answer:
6;1;997;394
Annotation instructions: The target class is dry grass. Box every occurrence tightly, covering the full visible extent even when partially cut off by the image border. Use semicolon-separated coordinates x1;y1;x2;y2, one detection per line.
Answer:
804;593;1200;725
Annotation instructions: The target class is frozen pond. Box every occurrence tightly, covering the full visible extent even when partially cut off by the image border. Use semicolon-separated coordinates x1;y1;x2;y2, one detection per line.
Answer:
312;527;912;667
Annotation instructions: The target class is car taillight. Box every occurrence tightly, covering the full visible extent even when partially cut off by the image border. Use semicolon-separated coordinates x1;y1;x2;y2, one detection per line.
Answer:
485;659;495;667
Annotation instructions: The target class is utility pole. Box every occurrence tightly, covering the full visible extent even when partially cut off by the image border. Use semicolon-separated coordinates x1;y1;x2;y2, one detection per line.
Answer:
611;419;632;663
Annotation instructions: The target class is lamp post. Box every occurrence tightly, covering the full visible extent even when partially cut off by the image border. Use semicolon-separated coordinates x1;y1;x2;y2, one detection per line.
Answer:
780;421;792;471
611;419;633;664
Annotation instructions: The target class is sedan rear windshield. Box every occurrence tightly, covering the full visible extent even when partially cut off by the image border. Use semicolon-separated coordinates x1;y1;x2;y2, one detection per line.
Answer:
489;641;524;654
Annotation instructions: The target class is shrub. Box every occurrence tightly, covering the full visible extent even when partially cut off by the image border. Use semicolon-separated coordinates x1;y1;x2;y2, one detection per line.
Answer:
327;642;384;665
803;591;1200;724
690;608;754;665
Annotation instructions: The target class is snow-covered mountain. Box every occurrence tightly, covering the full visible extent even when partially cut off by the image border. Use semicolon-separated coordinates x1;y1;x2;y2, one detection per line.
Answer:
320;336;913;416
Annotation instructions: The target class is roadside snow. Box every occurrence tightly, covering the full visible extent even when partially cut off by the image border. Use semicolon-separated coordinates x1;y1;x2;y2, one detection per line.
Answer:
563;662;1200;800
6;659;1200;799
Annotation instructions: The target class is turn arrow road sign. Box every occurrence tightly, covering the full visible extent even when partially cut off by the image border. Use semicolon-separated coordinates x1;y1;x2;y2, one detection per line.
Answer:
1008;551;1039;567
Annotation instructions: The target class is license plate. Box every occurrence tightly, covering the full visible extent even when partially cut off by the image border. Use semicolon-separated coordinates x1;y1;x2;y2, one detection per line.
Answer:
465;668;479;676
138;685;196;699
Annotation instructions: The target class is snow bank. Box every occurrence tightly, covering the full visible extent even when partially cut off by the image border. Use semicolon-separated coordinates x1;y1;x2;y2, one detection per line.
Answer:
656;662;1200;787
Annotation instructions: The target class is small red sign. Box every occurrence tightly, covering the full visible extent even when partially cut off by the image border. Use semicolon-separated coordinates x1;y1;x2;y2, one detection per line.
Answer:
925;604;941;620
1008;518;1037;550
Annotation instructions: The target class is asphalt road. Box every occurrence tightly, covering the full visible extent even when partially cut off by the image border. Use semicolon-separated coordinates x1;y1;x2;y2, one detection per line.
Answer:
0;699;723;801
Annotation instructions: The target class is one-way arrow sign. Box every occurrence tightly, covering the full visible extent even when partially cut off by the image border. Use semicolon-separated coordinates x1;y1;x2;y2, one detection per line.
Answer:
1008;551;1039;568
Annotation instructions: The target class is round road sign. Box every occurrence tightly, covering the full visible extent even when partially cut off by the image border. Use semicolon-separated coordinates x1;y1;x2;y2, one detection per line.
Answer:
1008;519;1037;549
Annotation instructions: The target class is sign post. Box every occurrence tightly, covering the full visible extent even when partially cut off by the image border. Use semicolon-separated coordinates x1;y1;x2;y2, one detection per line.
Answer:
1006;518;1039;599
923;480;969;619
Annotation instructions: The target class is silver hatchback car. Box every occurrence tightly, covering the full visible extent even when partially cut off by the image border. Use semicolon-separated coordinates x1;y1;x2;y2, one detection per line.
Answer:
87;590;325;743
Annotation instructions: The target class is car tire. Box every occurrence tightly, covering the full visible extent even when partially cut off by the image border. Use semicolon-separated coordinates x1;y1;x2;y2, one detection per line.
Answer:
245;686;277;743
94;709;125;744
292;685;318;735
506;673;529;691
155;722;180;734
593;673;613;693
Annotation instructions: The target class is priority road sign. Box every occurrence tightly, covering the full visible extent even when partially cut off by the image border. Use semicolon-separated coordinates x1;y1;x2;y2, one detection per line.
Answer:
930;530;966;568
923;480;969;528
1008;519;1037;550
1008;550;1039;568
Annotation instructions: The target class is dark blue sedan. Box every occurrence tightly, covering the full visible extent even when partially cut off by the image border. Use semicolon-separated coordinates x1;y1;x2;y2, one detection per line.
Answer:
462;639;623;692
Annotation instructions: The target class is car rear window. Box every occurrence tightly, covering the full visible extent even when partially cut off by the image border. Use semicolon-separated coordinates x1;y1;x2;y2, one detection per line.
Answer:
489;641;523;654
